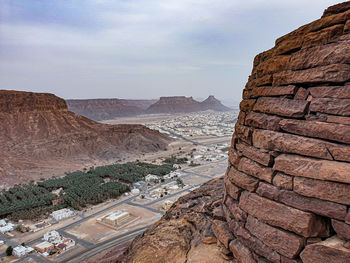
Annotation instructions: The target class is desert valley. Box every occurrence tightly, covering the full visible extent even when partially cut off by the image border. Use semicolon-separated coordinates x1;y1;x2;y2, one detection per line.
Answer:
2;1;350;263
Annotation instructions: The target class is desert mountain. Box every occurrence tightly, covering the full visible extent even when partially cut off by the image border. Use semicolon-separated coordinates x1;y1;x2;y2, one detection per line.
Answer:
200;95;232;112
146;96;202;114
66;98;157;121
103;2;350;262
146;95;231;114
0;90;171;188
67;96;231;121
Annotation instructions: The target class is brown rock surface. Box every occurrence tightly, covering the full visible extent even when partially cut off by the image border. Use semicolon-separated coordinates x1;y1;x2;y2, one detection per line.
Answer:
300;236;350;263
0;90;171;186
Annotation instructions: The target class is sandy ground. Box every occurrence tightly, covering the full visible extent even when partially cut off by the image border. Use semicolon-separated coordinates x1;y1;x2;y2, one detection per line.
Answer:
65;204;161;244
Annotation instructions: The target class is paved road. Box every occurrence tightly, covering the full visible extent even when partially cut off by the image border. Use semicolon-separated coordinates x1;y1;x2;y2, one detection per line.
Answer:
63;225;150;263
3;138;229;262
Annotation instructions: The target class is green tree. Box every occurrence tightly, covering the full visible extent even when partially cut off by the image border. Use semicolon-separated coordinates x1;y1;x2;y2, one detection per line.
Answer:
6;246;13;256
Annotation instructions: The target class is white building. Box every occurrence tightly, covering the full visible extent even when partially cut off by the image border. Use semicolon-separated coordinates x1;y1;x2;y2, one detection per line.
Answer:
13;245;34;258
0;222;14;234
44;230;62;244
131;188;140;195
50;208;74;221
0;219;6;227
0;240;4;246
145;174;160;182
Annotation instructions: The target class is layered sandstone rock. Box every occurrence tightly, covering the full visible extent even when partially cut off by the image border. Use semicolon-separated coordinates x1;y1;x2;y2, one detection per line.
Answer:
0;90;171;187
220;2;350;262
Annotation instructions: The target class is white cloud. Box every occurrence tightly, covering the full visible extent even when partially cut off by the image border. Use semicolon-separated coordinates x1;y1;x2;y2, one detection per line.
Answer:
0;0;341;99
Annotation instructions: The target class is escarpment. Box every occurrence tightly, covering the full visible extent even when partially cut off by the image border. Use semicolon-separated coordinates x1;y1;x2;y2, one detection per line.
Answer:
219;1;350;262
108;2;350;263
0;90;171;187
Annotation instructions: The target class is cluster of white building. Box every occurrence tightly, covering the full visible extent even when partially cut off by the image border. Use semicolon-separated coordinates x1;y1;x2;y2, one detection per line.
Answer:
13;245;34;258
34;230;75;256
0;219;14;234
50;208;75;221
146;111;237;138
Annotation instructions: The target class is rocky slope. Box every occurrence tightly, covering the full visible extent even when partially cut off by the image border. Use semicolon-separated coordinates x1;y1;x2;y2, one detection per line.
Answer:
0;90;171;187
146;96;231;114
66;99;157;121
101;2;350;263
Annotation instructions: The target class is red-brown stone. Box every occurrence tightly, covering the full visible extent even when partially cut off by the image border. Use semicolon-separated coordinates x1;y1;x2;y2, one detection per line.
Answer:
245;215;304;258
245;112;281;131
309;85;350;98
253;97;308;118
332;219;350;240
274;154;350;184
280;119;350;144
224;177;242;200
278;190;347;220
229;239;256;263
238;157;273;183
252;129;332;160
310;97;350;116
272;172;293;190
227;166;259;193
236;142;273;166
239;191;329;237
212;220;234;249
294;177;350;206
273;64;350;86
300;236;350;263
235;225;281;263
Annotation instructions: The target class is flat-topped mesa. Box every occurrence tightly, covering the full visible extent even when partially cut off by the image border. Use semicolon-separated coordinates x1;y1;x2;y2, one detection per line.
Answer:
220;1;350;263
0;90;67;113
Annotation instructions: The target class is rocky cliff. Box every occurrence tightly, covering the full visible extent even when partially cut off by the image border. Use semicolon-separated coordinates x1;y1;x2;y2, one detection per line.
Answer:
0;90;171;187
105;2;350;263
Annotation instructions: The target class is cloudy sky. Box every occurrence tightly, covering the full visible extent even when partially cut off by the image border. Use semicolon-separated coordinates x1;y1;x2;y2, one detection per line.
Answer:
0;0;340;103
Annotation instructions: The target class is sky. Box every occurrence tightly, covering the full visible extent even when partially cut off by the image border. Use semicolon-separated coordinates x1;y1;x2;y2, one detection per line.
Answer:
0;0;341;104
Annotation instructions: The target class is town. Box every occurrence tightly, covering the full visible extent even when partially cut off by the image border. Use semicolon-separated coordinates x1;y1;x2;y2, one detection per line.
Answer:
0;110;238;262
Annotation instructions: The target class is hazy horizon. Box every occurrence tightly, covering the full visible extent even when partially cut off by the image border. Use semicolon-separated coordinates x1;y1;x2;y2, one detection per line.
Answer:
0;0;340;101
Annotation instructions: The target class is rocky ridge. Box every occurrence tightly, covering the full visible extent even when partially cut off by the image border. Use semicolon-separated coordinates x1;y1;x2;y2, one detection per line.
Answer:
66;99;157;121
104;2;350;263
0;90;171;187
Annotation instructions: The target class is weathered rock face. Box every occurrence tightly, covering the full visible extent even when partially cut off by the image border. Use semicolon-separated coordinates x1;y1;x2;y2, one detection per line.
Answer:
0;90;171;187
221;2;350;262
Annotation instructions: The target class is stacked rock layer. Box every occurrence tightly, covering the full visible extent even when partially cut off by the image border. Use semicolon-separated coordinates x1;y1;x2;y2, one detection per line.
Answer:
217;2;350;263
